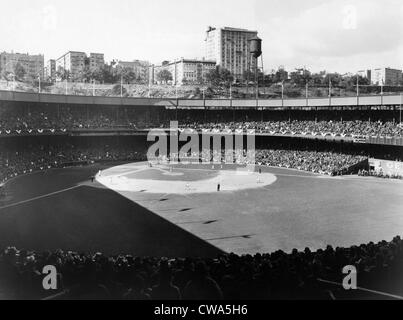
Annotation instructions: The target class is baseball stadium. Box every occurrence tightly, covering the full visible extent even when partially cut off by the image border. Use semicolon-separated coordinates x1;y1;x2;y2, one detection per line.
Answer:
0;90;402;300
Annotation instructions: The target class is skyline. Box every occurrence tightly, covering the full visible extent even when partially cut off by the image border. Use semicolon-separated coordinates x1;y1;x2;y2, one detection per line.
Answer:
0;0;402;73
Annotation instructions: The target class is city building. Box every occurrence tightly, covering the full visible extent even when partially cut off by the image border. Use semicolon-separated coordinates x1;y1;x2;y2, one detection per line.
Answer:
370;68;402;86
55;51;105;81
205;26;258;81
45;59;56;82
117;60;150;83
89;53;104;71
151;58;216;85
0;51;44;80
357;69;371;81
358;68;402;86
56;51;87;80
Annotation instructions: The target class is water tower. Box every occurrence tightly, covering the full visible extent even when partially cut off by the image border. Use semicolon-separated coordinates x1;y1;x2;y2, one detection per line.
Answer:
250;36;262;59
249;36;263;99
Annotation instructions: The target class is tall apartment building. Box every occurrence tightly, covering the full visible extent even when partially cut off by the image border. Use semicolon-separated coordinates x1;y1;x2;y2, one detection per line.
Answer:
151;58;216;85
55;51;105;80
0;52;44;80
117;60;150;82
370;68;402;86
205;26;258;81
89;53;104;71
56;51;87;80
45;59;56;81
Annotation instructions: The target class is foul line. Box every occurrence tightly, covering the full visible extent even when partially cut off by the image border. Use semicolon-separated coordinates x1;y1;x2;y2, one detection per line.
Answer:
0;185;82;211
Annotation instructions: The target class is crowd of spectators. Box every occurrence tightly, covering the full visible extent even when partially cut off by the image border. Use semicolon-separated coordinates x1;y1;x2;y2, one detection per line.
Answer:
0;109;140;133
1;145;367;184
0;144;146;184
167;148;366;176
180;120;403;138
0;109;61;132
256;149;367;176
1;105;402;138
58;109;141;130
1;236;402;300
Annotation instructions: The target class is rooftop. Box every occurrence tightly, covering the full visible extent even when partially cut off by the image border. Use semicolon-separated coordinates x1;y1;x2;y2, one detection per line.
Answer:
206;26;258;34
56;51;87;61
222;27;258;33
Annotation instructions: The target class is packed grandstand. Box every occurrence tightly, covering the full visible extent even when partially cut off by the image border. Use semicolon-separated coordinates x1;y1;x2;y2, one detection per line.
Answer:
0;92;402;300
0;144;370;183
1;103;402;183
1;236;402;300
1;105;402;137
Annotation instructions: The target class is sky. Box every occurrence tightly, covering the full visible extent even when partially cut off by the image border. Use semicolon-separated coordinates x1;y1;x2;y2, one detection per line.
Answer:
0;0;402;73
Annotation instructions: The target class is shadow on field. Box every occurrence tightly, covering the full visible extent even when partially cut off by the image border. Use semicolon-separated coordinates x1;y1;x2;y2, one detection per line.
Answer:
0;167;223;258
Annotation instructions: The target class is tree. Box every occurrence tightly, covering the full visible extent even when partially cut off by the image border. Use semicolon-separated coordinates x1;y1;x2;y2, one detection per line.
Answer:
220;68;234;87
206;66;234;87
14;63;26;81
323;73;343;87
242;70;255;82
156;69;173;84
289;68;312;87
206;67;221;86
97;63;118;84
194;87;201;96
343;75;370;89
56;67;70;81
71;70;85;82
262;73;274;87
88;66;103;82
117;67;137;84
310;73;324;86
273;67;288;83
